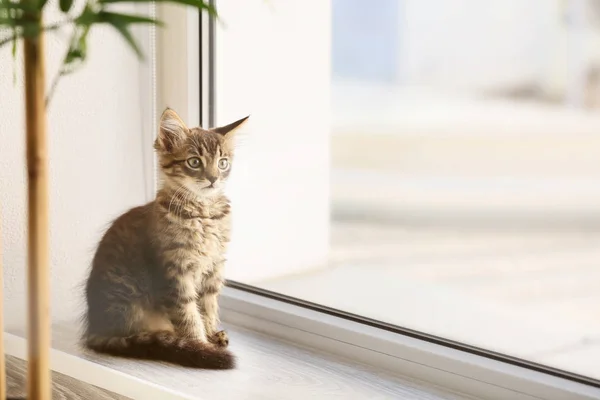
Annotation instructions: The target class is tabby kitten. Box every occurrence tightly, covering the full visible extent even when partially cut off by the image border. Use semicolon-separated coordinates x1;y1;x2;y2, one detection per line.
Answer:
83;108;248;369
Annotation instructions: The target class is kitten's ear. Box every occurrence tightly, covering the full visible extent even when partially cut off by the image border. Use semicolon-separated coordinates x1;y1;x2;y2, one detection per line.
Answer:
212;115;250;137
155;108;188;152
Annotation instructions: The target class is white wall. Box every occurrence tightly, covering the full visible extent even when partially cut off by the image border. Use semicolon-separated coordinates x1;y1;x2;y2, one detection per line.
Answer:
215;0;331;282
0;4;148;329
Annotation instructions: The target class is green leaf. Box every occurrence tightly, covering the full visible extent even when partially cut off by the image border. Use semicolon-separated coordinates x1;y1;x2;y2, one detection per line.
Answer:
21;21;40;37
11;26;16;55
61;26;90;74
59;0;73;13
11;27;16;84
64;47;82;64
74;5;99;25
0;17;18;26
0;0;43;27
0;1;24;10
0;32;18;48
0;7;25;27
0;3;23;11
107;20;143;58
97;11;162;26
98;0;218;18
0;0;37;13
78;11;164;59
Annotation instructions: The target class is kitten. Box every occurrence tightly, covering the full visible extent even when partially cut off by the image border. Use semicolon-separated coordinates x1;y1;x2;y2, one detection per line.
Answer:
83;108;248;369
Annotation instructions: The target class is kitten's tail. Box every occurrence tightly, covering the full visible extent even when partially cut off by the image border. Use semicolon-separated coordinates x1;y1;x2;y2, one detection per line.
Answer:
85;331;235;369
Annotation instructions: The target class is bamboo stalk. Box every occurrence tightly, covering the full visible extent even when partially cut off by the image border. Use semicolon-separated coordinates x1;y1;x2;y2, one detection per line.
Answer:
24;26;51;400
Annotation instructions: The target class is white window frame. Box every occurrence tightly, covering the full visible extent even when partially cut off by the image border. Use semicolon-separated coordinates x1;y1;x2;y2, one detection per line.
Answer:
152;4;600;400
220;285;600;400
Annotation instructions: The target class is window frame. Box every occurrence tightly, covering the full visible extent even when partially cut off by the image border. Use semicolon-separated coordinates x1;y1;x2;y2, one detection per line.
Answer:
221;283;600;400
153;4;600;399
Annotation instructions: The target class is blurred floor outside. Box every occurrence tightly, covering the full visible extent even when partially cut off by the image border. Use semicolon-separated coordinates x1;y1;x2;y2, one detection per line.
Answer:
262;222;600;379
330;80;600;220
259;80;600;379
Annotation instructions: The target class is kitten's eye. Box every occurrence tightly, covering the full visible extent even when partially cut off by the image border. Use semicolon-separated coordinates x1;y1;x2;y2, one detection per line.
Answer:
218;158;229;170
187;157;202;169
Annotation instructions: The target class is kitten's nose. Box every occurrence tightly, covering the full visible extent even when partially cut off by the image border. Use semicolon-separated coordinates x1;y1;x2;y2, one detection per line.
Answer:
207;175;217;184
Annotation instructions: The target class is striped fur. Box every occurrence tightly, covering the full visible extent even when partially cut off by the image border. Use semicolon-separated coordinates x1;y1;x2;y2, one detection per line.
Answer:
86;332;233;369
83;109;248;369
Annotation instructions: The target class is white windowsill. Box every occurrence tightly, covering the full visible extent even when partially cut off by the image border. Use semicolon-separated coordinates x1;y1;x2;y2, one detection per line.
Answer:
5;290;600;400
4;315;467;400
220;287;600;400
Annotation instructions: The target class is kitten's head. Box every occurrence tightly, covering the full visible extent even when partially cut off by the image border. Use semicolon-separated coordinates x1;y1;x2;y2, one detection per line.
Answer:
154;108;248;197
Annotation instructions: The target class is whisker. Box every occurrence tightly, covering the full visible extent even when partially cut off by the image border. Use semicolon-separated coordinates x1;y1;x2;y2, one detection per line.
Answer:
168;184;187;215
178;188;195;217
175;185;191;217
174;190;185;217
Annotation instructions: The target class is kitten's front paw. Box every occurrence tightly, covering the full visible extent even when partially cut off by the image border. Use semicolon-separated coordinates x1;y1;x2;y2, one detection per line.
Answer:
209;330;229;348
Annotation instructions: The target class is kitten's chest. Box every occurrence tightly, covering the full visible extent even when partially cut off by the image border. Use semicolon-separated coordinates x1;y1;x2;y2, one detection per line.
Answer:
174;216;229;276
189;217;228;258
156;199;231;276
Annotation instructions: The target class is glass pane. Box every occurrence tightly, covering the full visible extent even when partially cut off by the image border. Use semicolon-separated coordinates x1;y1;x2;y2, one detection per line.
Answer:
217;0;600;381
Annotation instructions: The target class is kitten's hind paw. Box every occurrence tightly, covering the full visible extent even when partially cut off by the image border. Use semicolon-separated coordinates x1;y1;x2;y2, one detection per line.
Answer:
209;330;229;348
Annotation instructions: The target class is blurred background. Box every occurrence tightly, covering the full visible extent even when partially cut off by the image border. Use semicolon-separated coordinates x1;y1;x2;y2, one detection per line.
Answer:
258;0;600;380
